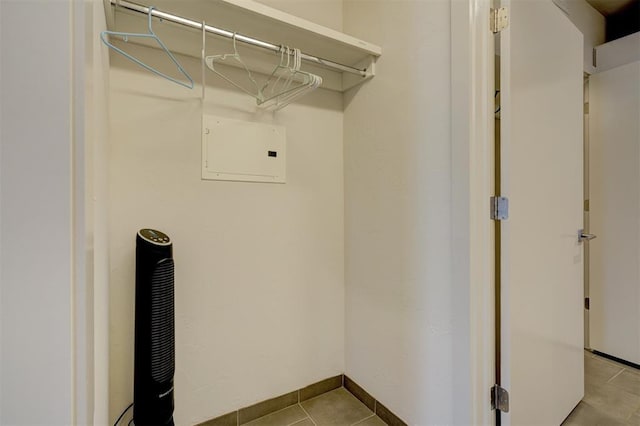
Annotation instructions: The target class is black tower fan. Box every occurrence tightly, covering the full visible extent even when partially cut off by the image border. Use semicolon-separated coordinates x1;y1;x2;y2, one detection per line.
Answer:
134;229;175;426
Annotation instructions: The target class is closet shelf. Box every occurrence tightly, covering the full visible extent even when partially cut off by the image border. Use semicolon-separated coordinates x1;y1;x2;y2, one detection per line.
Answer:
104;0;382;92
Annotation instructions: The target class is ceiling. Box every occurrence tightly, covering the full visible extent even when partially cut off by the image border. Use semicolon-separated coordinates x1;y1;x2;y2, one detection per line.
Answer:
585;0;638;16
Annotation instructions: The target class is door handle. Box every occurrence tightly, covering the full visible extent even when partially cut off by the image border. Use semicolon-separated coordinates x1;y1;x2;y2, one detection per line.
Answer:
578;229;597;243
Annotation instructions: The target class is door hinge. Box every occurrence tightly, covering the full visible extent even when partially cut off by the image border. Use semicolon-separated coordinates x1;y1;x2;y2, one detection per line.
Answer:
585;297;590;310
490;196;509;220
490;8;509;33
491;384;510;412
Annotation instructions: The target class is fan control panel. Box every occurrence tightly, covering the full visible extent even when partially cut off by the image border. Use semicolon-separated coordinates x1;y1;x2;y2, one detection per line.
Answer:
138;229;171;246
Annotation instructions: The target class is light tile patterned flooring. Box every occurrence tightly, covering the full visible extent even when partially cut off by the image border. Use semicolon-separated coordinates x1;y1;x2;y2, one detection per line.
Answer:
222;351;640;426
563;351;640;425
244;388;385;426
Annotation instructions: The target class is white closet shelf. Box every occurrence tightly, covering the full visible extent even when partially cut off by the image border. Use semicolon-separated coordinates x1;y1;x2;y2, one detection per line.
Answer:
104;0;382;92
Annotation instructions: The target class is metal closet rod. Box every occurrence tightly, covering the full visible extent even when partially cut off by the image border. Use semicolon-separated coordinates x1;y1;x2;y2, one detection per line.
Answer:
110;0;368;77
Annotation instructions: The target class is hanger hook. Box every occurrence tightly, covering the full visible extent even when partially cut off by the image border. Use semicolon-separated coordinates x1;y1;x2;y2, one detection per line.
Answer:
147;6;156;34
232;32;239;55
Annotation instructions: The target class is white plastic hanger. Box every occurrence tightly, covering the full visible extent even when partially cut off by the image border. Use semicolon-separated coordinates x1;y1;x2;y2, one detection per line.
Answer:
258;47;322;111
204;33;261;99
205;39;322;110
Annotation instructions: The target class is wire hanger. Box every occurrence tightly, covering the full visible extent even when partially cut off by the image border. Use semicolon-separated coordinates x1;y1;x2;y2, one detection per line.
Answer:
205;37;322;110
100;6;194;89
205;33;261;99
258;47;322;111
259;46;294;100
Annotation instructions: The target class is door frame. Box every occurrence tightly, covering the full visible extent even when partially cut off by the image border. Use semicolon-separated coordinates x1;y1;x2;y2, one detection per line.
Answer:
72;0;111;424
462;1;587;424
583;72;591;351
451;0;495;424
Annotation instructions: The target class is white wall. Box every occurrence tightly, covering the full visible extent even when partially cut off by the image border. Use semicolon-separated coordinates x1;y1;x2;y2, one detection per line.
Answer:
256;0;342;31
107;3;345;423
589;61;640;364
559;0;606;73
595;32;640;72
343;1;470;424
0;1;74;424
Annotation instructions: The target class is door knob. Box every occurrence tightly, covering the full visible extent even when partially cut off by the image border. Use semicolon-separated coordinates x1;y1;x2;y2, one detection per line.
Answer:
578;229;597;243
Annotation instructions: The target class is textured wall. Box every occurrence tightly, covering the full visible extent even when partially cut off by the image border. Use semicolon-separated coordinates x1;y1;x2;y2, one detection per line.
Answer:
343;0;460;424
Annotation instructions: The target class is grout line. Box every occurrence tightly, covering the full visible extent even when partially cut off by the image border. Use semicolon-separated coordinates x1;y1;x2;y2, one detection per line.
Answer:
242;404;300;426
298;403;317;426
300;387;341;404
592;351;637;371
607;368;625;383
287;416;312;426
236;410;239;426
350;414;376;426
260;404;303;423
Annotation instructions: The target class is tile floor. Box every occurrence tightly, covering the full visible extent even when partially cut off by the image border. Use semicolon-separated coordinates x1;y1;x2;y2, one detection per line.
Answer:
218;351;640;426
563;351;640;426
243;388;385;426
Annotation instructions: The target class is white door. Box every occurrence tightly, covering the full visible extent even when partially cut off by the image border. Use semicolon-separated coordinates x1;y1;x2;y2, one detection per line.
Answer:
589;61;640;365
499;0;584;424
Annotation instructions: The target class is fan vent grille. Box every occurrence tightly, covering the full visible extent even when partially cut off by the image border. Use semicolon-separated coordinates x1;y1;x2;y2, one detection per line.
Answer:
150;259;175;383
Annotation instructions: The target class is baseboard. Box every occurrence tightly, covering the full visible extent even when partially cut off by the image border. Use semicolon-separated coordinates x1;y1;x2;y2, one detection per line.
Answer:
197;374;407;426
592;350;640;370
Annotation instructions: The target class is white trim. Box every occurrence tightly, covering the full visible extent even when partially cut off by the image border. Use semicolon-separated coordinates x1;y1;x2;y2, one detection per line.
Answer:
72;1;111;424
91;0;111;422
451;0;495;424
72;0;91;423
